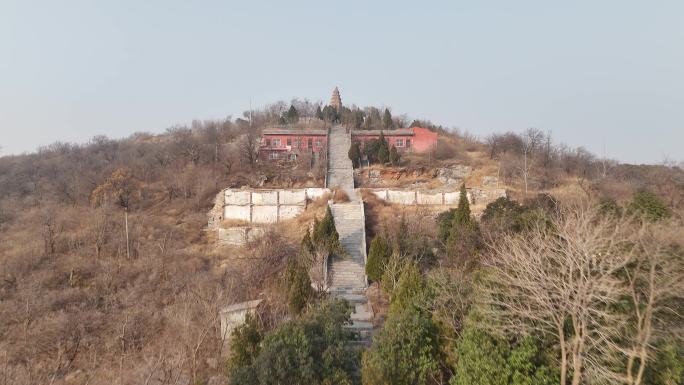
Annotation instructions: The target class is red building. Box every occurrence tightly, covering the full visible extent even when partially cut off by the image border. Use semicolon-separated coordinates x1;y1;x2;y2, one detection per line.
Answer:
259;127;438;161
259;129;327;161
351;127;438;153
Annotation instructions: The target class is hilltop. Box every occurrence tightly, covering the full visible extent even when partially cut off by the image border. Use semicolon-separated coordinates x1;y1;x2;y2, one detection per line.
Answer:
0;97;683;385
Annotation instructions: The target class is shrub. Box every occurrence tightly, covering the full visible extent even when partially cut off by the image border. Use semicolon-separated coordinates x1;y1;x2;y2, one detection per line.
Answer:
628;189;670;221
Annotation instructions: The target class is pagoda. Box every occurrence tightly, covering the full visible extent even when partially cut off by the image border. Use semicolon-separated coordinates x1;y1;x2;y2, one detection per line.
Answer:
330;87;342;110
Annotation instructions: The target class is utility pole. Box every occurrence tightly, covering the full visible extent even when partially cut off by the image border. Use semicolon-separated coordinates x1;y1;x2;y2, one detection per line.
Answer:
124;207;130;260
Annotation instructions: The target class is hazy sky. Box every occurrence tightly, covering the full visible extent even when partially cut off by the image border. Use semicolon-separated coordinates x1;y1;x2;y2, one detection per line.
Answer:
1;0;682;164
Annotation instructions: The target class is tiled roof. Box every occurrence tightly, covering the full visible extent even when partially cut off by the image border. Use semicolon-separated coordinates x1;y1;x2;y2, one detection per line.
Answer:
352;129;414;136
262;129;326;136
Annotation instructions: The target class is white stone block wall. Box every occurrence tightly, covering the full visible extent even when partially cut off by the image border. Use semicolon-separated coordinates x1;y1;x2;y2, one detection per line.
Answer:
280;190;306;205
305;188;328;200
372;190;388;200
443;192;461;205
251;191;278;205
218;227;266;246
417;192;443;205
252;206;279;223
224;190;251;205
387;190;416;205
279;205;305;220
223;205;251;222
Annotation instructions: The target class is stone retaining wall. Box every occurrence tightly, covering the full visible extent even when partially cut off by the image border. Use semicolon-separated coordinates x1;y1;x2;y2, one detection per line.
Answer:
208;188;329;228
366;188;506;206
218;227;267;246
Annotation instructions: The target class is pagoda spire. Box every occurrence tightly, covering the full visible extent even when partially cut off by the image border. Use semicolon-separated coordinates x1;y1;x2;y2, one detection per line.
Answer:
330;87;342;110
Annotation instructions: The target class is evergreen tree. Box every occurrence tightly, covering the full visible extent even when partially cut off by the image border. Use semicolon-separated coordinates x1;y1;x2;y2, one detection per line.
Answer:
389;262;425;316
286;105;299;124
389;145;400;166
229;299;359;385
352;109;364;128
382;108;393;129
313;206;341;254
348;142;361;168
454;183;471;225
451;315;556;385
322;105;338;123
299;229;316;266
446;184;482;266
284;253;313;315
378;146;389;164
361;306;442;385
436;208;456;243
228;313;263;372
315;105;324;120
366;235;390;282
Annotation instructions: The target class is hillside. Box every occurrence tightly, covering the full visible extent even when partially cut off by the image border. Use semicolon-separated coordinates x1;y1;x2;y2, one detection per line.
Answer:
1;102;683;385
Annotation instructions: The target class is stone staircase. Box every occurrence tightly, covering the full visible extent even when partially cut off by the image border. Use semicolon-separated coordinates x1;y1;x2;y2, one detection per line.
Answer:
329;203;367;289
326;127;356;200
325;126;373;343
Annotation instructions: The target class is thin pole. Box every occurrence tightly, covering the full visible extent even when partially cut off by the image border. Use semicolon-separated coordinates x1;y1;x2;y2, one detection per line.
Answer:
124;208;130;259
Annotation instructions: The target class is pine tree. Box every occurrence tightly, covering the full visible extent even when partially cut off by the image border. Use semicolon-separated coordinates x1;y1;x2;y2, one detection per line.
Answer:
447;183;482;266
454;183;471;225
366;235;390;282
227;313;262;371
389;262;425;316
382;108;393;129
378;145;389;164
299;229;316;266
286;105;299;124
389;145;400;166
286;259;312;314
313;207;341;254
348;142;361;168
377;131;390;164
315;105;324;120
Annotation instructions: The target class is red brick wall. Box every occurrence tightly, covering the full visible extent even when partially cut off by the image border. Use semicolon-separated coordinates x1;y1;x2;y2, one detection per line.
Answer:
411;127;438;152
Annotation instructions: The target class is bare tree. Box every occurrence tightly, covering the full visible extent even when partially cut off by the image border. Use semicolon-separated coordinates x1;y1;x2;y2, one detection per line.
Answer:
518;128;545;197
619;222;684;385
482;202;637;385
239;128;260;168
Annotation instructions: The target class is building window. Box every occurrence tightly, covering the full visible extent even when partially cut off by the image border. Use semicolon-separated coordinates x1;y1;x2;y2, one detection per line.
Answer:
289;154;297;161
315;139;322;147
396;139;404;147
265;139;271;146
307;138;313;149
295;138;302;148
287;138;292;146
269;152;279;160
406;139;411;149
273;138;281;147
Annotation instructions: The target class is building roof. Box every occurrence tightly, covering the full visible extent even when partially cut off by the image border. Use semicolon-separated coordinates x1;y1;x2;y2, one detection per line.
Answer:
220;299;262;314
262;129;327;136
352;129;414;136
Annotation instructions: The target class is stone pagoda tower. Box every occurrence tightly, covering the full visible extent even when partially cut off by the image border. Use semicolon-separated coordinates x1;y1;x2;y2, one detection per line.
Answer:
330;87;342;110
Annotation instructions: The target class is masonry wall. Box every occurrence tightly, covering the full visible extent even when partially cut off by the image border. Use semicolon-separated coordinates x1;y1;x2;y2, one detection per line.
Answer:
209;188;329;227
367;188;506;206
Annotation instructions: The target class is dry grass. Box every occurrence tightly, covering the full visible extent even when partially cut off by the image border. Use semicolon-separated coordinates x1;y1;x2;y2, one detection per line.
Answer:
332;188;350;203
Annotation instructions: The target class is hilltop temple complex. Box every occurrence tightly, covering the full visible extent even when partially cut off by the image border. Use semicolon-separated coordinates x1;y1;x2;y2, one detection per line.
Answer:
259;88;438;161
